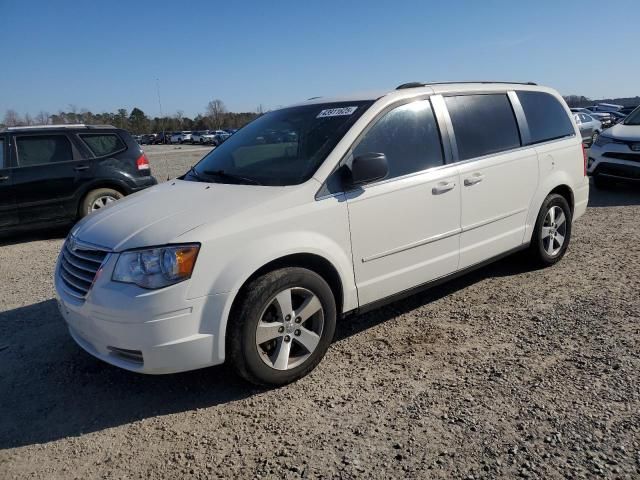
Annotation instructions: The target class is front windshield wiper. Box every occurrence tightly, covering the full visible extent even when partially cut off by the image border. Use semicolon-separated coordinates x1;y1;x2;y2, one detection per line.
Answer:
203;169;262;185
186;165;210;182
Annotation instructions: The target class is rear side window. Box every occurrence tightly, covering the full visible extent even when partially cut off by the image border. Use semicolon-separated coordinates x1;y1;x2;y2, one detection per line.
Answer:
80;133;126;157
16;135;73;167
445;94;521;161
353;100;444;179
516;91;575;144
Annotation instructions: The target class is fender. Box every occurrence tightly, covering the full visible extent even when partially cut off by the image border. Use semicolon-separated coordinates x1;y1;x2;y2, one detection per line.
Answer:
192;231;357;362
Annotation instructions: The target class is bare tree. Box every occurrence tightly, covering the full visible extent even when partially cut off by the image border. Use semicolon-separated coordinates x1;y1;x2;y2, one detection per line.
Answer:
3;109;22;127
256;104;265;115
68;104;79;124
24;113;33;126
34;111;51;125
206;99;227;129
174;110;184;129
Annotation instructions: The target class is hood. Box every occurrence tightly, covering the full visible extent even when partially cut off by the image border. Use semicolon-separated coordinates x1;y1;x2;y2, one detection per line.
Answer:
71;180;293;251
604;123;640;141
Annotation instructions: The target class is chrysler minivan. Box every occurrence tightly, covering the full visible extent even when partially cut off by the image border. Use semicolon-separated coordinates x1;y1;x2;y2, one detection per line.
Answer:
55;82;589;385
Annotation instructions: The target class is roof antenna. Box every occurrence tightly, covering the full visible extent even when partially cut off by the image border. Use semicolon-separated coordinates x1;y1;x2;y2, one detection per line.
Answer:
156;78;170;181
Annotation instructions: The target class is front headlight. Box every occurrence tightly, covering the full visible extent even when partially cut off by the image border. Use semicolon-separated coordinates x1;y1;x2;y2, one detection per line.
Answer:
112;244;200;289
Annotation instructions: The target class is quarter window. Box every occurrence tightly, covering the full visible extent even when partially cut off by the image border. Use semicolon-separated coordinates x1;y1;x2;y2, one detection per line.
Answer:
445;94;521;161
80;133;126;157
516;91;575;144
16;135;73;167
353;100;444;179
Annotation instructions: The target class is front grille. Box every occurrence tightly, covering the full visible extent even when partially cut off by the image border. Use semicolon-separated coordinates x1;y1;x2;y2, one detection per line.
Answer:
58;238;110;299
602;152;640;162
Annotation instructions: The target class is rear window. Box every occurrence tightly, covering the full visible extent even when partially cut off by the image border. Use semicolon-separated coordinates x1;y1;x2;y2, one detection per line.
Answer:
516;91;575;144
80;133;126;157
16;135;73;167
445;94;521;161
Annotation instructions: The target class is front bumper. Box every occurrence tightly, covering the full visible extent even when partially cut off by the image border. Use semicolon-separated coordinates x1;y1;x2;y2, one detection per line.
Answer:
55;252;229;374
588;143;640;181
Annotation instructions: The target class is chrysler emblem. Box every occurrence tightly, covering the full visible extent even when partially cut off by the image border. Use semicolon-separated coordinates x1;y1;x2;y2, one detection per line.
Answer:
632;143;640;152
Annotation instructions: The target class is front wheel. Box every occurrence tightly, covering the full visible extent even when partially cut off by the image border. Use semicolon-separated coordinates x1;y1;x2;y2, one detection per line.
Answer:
227;267;337;386
528;193;572;266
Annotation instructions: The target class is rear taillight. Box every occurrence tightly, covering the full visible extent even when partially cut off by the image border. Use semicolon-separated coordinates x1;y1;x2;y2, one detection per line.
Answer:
582;145;587;176
136;152;150;171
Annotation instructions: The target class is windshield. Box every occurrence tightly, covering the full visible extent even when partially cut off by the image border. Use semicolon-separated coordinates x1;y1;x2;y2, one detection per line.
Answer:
624;107;640;126
185;101;372;186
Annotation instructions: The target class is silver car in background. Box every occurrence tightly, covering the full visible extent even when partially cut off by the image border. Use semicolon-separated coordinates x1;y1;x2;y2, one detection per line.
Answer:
573;113;602;145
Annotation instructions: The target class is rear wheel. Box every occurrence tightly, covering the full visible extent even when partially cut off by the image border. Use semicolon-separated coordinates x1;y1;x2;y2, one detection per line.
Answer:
227;267;337;386
80;188;124;218
528;193;572;267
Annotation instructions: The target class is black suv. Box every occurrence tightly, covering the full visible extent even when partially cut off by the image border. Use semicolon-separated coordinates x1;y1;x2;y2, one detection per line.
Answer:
0;124;157;232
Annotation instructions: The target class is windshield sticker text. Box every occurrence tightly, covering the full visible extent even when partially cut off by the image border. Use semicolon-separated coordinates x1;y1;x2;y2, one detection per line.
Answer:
316;106;358;118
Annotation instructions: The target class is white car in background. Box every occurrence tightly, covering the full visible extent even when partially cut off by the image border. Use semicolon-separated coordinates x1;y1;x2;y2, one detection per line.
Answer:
55;81;588;386
588;106;640;188
170;131;192;144
191;131;211;144
201;130;230;146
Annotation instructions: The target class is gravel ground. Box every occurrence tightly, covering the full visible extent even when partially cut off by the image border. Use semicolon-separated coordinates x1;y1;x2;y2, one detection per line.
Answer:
0;149;639;479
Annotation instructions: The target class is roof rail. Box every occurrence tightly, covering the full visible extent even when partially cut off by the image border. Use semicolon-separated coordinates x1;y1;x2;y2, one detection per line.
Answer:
4;124;116;131
396;81;537;90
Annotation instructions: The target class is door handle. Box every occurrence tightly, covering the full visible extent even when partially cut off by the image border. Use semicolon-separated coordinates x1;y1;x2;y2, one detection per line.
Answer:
0;175;9;181
464;173;484;186
432;181;456;195
74;165;89;171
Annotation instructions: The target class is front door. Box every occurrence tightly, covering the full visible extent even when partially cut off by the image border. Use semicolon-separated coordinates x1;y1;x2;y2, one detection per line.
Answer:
11;132;83;225
0;134;18;228
345;99;461;306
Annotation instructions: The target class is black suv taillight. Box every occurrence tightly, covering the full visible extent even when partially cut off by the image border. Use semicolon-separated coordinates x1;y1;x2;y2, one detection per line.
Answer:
136;152;150;171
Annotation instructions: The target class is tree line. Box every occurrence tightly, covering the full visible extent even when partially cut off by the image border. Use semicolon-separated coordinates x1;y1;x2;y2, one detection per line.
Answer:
563;95;640;108
1;99;264;134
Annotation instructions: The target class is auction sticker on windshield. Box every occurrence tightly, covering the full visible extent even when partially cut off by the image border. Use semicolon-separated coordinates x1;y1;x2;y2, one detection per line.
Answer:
316;106;358;118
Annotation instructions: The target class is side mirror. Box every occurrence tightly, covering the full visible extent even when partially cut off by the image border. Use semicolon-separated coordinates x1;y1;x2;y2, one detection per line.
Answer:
346;152;389;187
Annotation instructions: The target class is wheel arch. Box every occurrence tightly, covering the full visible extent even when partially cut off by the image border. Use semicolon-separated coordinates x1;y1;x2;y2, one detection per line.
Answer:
210;249;352;363
549;184;574;214
76;179;131;216
231;253;344;317
525;171;576;243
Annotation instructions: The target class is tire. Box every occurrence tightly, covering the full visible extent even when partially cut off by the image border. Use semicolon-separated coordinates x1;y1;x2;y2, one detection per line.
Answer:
227;267;337;386
528;193;572;267
593;174;614;190
591;130;599;145
79;188;124;218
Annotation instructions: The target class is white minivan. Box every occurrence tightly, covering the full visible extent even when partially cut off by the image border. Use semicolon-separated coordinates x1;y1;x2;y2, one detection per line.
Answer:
55;82;589;385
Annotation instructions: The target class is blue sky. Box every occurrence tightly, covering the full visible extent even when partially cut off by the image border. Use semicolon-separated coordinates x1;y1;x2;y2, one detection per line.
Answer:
1;0;638;117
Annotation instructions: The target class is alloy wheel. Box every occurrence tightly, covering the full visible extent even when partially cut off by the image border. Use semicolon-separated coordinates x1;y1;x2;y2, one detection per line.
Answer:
255;287;324;371
91;195;117;212
541;206;567;257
